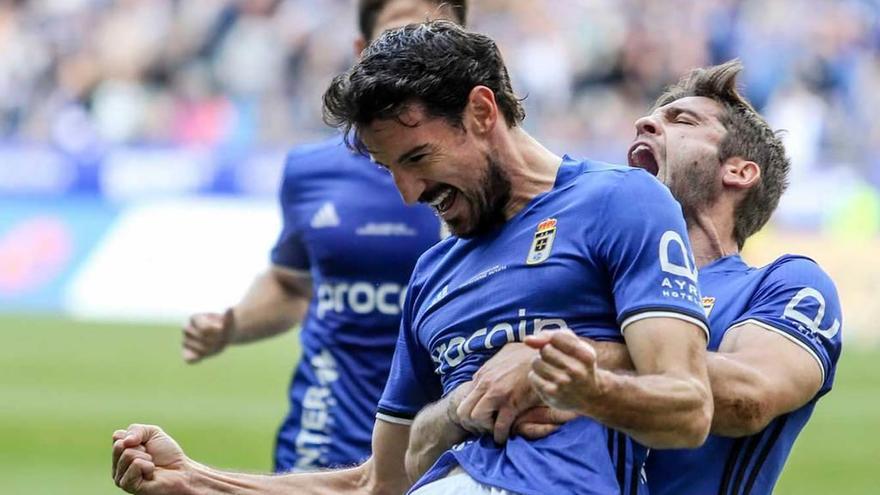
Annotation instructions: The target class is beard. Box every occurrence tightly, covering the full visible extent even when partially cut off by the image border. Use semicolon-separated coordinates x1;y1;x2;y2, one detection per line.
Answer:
667;159;721;225
446;153;512;238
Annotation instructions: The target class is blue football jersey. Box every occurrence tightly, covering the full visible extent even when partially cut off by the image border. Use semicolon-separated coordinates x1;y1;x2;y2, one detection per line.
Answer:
646;254;843;495
270;137;441;472
377;158;710;495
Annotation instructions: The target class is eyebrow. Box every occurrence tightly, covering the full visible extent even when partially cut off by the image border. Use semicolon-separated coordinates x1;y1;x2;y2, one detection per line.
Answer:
664;107;703;121
396;143;432;165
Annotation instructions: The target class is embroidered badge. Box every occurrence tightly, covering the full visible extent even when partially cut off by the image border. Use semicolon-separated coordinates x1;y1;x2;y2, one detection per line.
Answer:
526;218;557;265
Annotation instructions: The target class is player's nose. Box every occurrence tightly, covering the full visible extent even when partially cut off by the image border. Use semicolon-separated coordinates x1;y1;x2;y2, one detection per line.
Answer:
391;168;425;205
634;114;660;137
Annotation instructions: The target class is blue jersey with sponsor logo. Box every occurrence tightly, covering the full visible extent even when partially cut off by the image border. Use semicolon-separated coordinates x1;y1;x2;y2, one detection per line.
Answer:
646;254;842;495
270;137;441;472
377;158;710;495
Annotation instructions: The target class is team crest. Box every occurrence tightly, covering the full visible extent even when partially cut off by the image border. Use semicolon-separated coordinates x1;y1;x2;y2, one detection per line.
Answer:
702;296;716;317
526;218;557;265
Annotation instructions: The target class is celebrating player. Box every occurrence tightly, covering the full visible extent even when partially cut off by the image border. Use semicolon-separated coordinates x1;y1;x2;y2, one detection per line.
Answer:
180;0;466;473
634;61;842;495
112;21;714;495
407;60;843;495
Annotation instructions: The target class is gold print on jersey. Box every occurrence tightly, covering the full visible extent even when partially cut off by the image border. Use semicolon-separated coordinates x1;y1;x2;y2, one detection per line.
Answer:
702;296;716;317
526;218;557;265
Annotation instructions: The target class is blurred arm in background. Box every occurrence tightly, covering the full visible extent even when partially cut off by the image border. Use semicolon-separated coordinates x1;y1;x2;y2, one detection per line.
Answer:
182;266;311;363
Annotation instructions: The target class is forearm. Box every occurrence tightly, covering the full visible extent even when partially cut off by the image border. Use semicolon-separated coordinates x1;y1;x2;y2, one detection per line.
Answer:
406;397;469;484
186;460;370;495
582;370;712;448
230;270;309;344
591;341;634;372
707;353;775;437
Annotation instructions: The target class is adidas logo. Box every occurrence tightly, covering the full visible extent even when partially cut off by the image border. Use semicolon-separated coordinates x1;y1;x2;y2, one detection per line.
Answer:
311;202;340;228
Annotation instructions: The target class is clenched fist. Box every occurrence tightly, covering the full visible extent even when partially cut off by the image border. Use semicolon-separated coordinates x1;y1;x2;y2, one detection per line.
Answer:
183;308;235;364
524;329;606;413
111;424;191;494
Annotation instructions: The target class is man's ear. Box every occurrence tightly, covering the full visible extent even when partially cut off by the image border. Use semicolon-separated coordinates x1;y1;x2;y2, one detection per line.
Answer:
354;37;367;58
721;156;761;191
464;86;499;135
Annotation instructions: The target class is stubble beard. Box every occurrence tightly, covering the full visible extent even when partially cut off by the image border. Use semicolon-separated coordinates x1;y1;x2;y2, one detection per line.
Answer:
670;159;722;226
446;154;512;238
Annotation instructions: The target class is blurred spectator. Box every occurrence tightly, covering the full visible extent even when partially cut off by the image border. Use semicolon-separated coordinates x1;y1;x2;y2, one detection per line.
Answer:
1;0;879;229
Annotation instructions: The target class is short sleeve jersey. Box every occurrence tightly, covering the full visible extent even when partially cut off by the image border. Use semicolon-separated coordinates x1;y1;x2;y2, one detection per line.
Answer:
646;254;843;495
270;137;441;471
378;158;709;495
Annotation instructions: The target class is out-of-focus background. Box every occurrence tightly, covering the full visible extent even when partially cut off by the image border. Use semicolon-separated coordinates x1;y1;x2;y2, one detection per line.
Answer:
1;0;877;493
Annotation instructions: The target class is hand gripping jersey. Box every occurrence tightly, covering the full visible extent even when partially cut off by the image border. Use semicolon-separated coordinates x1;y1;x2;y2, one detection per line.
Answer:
377;158;710;495
270;137;441;472
646;254;843;495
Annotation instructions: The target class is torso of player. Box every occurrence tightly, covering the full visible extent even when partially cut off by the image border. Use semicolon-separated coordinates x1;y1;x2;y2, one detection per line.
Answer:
413;162;631;392
278;138;442;349
401;159;707;495
647;254;842;495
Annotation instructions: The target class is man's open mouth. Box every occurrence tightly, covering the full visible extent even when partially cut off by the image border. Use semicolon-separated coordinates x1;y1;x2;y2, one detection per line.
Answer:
628;143;659;176
425;186;458;214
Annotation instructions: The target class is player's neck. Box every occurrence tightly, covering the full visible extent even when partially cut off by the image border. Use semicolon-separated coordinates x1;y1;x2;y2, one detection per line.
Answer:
499;128;563;220
686;205;739;268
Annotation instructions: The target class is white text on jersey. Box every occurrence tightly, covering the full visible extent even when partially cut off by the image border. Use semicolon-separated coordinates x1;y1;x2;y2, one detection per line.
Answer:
431;308;568;375
316;282;407;318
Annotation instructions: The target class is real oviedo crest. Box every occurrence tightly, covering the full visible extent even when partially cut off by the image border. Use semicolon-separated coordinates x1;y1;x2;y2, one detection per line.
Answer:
526;218;557;265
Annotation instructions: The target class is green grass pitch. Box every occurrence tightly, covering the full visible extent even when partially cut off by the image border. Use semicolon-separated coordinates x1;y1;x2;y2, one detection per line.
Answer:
1;314;876;494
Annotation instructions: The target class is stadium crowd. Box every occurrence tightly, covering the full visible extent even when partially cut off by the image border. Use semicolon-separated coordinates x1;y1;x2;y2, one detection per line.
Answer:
2;0;879;232
0;0;878;172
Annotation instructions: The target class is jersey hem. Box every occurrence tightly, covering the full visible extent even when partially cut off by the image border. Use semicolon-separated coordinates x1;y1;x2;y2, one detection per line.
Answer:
270;263;312;278
270;256;311;273
450;455;573;495
376;411;414;426
620;309;710;342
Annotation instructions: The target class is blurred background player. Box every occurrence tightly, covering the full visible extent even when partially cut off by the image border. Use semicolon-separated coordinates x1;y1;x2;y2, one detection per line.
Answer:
181;0;467;472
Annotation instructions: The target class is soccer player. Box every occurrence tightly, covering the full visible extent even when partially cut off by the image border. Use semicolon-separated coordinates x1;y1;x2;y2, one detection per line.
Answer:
633;61;843;495
413;61;842;495
180;0;466;473
112;22;713;495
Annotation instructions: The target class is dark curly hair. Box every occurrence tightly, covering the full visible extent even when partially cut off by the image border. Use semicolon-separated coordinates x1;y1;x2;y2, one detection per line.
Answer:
323;20;525;153
654;60;791;249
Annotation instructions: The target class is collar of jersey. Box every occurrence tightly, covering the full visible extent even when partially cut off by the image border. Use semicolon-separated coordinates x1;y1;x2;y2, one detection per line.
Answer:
701;253;750;273
502;155;582;226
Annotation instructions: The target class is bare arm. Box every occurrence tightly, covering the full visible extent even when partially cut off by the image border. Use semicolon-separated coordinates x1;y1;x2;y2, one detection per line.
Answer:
708;323;822;437
447;340;634;444
183;266;311;363
112;420;411;495
521;322;822;439
229;265;312;344
575;323;823;436
404;339;636;482
405;384;472;484
527;318;712;449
